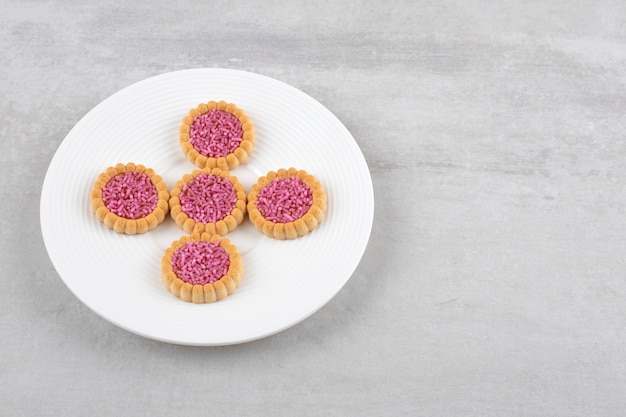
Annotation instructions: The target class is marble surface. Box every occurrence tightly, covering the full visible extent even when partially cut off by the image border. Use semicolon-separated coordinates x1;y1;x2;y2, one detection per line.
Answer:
3;1;626;415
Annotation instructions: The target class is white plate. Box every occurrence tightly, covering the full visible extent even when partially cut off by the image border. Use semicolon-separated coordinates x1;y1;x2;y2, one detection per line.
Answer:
40;68;374;346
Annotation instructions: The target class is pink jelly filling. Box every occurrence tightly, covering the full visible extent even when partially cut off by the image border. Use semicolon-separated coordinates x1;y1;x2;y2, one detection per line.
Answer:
257;177;313;223
189;109;243;158
179;173;237;223
101;172;157;220
171;241;230;285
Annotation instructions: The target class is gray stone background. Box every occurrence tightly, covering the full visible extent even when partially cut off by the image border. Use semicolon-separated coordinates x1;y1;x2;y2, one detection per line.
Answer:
2;0;626;415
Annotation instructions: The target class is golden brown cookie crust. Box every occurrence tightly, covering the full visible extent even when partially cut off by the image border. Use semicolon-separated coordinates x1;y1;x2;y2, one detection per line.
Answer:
161;232;243;303
169;167;247;235
179;100;255;171
90;162;170;235
247;167;327;240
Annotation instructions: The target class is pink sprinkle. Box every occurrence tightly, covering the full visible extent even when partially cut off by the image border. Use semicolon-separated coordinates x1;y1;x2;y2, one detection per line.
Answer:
171;241;230;285
102;172;157;219
189;109;243;157
257;177;313;223
180;173;237;223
